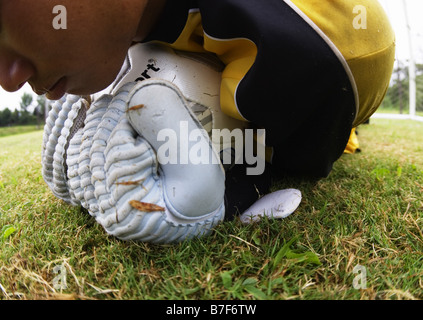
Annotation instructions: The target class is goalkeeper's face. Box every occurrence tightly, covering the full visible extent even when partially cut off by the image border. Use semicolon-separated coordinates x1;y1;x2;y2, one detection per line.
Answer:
0;0;161;100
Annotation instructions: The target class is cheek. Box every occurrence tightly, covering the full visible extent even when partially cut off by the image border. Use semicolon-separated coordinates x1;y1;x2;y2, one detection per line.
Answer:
2;2;59;58
70;50;128;91
3;0;132;92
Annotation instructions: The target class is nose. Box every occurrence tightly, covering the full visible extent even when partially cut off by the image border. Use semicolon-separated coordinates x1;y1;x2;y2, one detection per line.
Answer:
0;53;35;92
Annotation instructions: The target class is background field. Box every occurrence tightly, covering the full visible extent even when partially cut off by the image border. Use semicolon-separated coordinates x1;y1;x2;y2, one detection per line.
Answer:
0;119;422;300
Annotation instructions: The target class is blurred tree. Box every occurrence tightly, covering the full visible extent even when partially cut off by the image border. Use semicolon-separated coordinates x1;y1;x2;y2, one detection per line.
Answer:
20;93;33;112
0;93;50;127
18;93;36;125
33;95;51;129
0;108;12;126
381;62;423;113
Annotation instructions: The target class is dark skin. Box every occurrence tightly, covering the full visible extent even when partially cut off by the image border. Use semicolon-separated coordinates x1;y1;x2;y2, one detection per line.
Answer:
0;0;166;100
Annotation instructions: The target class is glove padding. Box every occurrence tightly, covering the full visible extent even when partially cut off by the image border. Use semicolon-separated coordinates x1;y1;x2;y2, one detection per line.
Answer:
42;81;225;243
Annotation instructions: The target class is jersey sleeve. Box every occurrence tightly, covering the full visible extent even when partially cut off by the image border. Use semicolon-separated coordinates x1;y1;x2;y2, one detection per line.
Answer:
144;0;355;126
197;0;358;127
143;0;395;177
143;0;394;129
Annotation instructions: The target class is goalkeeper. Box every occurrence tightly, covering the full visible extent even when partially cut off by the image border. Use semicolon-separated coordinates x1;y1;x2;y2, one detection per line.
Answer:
0;0;395;242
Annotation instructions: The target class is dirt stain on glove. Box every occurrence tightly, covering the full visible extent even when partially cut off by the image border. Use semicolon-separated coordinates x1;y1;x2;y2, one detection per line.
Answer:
129;200;165;212
127;104;145;112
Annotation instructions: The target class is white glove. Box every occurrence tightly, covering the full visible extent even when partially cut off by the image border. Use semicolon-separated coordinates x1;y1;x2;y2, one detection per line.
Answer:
41;42;301;243
42;42;238;243
42;81;226;243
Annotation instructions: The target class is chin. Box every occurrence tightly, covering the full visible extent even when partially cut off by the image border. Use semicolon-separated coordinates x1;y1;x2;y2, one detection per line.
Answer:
68;82;112;96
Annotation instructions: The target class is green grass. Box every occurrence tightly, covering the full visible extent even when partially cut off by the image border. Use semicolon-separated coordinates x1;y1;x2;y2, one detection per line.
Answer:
0;125;43;138
376;107;423;117
1;119;422;300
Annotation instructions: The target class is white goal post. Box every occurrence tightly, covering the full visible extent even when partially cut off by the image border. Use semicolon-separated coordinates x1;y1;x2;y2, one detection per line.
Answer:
373;0;421;122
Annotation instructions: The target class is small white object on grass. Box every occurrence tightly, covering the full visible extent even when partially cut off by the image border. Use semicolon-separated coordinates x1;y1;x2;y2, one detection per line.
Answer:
240;189;302;224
